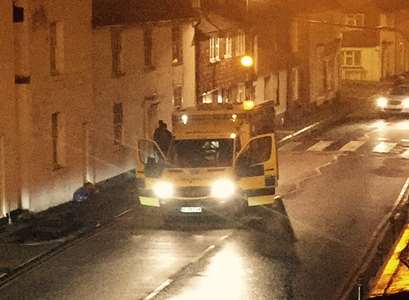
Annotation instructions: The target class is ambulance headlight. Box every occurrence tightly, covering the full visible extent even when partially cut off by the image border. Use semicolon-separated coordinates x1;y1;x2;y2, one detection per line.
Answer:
153;181;174;199
403;98;409;108
376;97;388;108
211;179;236;199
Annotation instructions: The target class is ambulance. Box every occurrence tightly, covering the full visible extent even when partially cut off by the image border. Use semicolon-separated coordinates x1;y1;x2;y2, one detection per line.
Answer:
135;101;279;217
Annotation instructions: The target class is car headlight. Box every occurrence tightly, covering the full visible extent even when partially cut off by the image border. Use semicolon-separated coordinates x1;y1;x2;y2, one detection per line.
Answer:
376;97;388;108
153;181;174;199
211;179;236;199
403;98;409;108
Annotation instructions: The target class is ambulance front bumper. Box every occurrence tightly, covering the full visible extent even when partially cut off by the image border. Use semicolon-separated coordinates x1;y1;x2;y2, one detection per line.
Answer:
138;186;247;216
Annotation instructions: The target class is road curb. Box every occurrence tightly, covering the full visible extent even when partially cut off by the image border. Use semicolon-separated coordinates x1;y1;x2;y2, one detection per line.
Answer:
338;178;409;300
277;107;352;147
0;206;135;289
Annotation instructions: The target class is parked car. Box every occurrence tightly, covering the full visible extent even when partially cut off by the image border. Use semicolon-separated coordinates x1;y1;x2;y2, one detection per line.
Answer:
375;84;409;114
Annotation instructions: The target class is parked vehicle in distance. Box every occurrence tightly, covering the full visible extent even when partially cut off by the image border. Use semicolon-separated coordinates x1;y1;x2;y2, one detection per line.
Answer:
375;84;409;114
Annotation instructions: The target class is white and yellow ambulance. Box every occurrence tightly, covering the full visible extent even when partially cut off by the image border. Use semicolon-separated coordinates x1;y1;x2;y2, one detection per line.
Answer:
135;102;279;217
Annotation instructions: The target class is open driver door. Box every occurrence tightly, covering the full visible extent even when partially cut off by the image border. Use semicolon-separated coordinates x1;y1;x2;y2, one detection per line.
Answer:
234;133;279;206
136;139;166;207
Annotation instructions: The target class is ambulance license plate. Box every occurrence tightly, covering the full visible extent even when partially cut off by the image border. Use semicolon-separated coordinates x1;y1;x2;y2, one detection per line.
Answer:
180;207;202;213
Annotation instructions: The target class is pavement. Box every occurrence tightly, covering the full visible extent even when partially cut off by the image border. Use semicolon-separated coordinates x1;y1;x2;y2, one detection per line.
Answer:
0;97;358;286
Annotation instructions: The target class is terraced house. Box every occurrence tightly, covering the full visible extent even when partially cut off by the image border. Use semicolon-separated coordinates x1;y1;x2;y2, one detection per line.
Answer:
92;0;197;183
340;1;409;81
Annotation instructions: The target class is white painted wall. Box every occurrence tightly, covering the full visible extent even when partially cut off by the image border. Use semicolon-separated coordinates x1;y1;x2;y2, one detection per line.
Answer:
93;21;195;183
19;0;94;212
0;0;20;216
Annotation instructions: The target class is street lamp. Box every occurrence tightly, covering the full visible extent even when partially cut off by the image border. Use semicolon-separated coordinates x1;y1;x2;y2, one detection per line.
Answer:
240;55;254;68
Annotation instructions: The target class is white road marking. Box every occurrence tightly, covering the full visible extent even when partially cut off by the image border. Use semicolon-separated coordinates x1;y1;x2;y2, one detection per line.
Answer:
373;142;397;153
306;140;334;152
401;149;409;159
0;273;6;279
279;142;302;151
144;279;174;300
339;141;366;152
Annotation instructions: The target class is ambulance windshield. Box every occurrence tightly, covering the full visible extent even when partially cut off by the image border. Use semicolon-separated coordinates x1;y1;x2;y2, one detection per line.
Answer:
168;139;234;168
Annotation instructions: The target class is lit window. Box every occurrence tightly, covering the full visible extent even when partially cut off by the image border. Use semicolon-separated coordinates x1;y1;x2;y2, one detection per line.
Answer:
172;25;183;65
235;31;245;56
113;103;123;146
50;22;64;75
210;36;220;63
51;112;65;169
224;35;233;58
111;28;125;77
341;50;361;66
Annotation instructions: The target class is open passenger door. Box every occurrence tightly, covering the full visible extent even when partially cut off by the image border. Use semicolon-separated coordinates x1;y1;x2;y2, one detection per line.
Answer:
136;139;166;206
234;133;278;206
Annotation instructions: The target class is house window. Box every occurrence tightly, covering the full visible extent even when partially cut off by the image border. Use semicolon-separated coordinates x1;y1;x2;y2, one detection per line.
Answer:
264;75;272;101
113;103;123;146
224;35;233;58
275;72;280;105
173;86;183;108
144;28;153;67
50;22;64;75
342;50;361;66
51;112;65;169
192;0;201;8
13;4;24;23
235;31;245;56
209;36;220;63
237;83;246;103
345;14;364;27
172;25;183;65
291;68;299;101
111;28;124;77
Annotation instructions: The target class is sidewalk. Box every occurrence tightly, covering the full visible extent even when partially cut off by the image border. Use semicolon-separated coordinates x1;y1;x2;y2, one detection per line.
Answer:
0;97;357;285
0;173;138;283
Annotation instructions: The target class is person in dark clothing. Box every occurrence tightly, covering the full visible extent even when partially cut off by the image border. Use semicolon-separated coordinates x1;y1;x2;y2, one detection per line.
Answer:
72;182;95;202
153;120;173;154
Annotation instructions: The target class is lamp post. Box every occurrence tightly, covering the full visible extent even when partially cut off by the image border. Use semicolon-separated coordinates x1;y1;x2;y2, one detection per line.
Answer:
240;55;255;110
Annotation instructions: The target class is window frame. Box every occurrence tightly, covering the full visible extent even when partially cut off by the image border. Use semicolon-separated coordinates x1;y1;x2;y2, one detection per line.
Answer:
51;112;65;170
144;27;153;68
209;36;220;63
224;34;233;59
50;21;64;75
235;31;246;57
113;102;124;146
172;25;183;65
111;28;125;77
341;50;362;66
345;14;365;27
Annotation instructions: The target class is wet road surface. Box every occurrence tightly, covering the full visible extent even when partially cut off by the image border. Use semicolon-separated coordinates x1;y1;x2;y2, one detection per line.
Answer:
1;116;409;300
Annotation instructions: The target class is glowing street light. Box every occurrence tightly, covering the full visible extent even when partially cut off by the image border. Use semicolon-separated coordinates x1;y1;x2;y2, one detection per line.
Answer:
240;55;254;68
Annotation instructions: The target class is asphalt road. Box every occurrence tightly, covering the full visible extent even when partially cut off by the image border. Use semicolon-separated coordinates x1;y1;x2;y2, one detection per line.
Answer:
1;116;409;300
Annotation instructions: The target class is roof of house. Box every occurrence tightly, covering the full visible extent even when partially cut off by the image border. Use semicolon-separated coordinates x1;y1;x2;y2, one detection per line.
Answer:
93;0;197;27
342;30;380;47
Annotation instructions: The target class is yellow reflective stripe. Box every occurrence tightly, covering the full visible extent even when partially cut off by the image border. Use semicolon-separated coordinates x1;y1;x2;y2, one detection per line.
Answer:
248;195;274;206
139;196;160;207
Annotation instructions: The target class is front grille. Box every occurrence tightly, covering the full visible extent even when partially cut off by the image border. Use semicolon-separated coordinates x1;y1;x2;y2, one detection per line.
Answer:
389;100;401;105
174;186;210;198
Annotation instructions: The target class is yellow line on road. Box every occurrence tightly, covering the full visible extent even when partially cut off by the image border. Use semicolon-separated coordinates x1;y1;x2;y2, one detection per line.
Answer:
369;225;409;297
